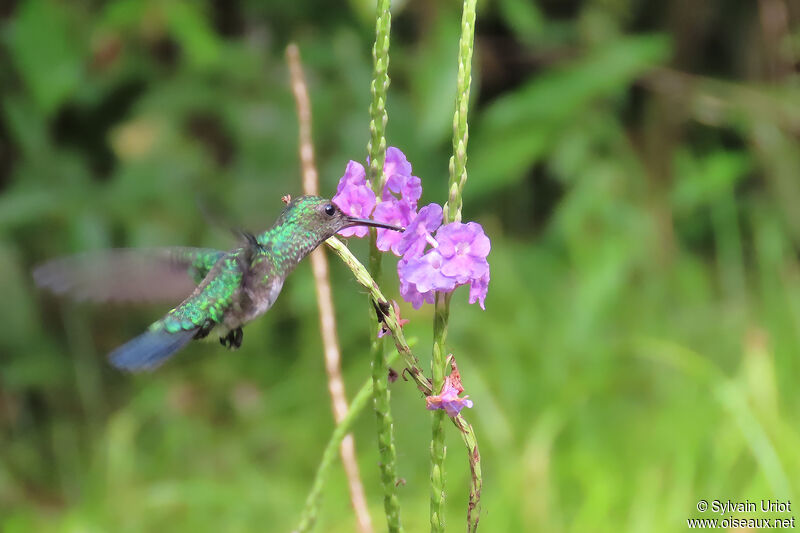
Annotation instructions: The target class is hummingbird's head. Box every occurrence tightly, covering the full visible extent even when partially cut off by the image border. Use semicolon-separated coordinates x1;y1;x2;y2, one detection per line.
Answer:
282;195;405;240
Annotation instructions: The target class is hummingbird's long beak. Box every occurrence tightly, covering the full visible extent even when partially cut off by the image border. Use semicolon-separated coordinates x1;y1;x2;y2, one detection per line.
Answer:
345;217;405;232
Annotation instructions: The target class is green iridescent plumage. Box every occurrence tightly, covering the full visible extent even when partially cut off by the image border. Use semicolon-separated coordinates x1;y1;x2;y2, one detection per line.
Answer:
157;254;244;334
188;250;227;284
35;195;404;371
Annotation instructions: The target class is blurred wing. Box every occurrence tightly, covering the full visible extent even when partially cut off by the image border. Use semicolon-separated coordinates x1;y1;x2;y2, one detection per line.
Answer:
33;247;226;304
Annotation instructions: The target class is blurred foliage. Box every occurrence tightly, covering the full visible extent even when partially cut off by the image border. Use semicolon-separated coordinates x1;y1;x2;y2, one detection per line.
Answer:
1;0;800;531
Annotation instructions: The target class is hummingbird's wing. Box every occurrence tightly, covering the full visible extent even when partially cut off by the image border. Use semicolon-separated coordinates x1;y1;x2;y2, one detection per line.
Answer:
33;248;226;304
109;253;245;371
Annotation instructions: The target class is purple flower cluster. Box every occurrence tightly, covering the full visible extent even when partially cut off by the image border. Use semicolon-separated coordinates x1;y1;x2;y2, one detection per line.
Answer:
332;147;490;309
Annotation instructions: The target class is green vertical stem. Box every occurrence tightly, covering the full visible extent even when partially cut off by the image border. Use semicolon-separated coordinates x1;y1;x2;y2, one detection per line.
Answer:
367;0;391;194
434;0;482;530
430;292;451;532
371;322;403;533
443;0;478;224
367;0;402;531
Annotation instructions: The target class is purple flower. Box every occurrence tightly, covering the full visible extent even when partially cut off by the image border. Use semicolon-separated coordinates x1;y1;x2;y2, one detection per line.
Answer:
398;264;436;310
398;250;457;309
401;250;457;294
468;270;490;311
396;219;491;309
336;160;369;192
397;203;443;258
332;161;376;238
426;383;472;417
332;147;492;309
383;147;413;182
426;361;473;417
385;174;422;207
382;147;422;207
435;222;491;284
373;198;415;255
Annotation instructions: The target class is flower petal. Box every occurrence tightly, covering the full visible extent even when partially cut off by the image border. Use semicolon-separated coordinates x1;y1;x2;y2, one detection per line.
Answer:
384;147;412;182
382;147;422;206
439;254;475;283
465;222;491;258
373;199;415;255
401;251;456;293
442;396;473;417
436;222;481;257
332;163;376;239
399;277;434;309
397;203;443;258
468;270;490;310
337;160;367;192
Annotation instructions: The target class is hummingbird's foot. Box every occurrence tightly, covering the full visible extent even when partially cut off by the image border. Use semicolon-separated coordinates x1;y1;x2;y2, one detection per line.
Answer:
219;327;243;350
193;321;214;340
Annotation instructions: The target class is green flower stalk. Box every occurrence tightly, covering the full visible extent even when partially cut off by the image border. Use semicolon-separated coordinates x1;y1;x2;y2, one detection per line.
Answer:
430;292;451;533
367;0;391;195
454;416;482;532
443;0;478;225
432;0;481;531
371;328;403;533
366;0;403;531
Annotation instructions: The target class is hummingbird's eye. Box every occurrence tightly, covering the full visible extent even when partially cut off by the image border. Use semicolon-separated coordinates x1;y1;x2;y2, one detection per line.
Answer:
324;204;336;217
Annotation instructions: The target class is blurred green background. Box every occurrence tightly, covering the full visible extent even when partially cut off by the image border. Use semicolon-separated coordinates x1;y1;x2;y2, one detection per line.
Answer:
2;0;800;531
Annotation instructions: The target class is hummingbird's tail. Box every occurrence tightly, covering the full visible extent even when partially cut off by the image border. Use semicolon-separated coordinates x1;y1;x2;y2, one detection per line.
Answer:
109;328;197;371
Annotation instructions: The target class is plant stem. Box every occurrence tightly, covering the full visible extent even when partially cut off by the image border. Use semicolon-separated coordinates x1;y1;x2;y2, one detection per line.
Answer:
367;0;391;194
287;42;374;533
452;416;482;532
367;0;403;531
443;0;478;224
436;0;482;530
430;293;451;533
371;316;403;533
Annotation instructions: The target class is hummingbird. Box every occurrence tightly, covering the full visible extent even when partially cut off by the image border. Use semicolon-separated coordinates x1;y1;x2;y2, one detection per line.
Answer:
33;195;403;372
